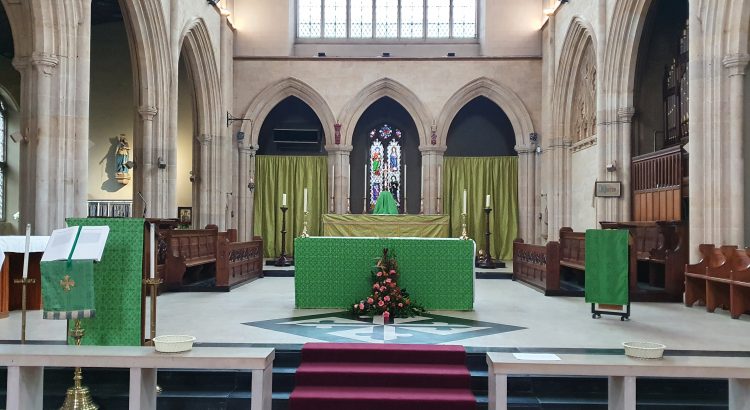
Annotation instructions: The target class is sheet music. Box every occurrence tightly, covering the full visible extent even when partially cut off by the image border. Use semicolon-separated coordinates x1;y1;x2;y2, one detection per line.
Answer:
42;226;110;262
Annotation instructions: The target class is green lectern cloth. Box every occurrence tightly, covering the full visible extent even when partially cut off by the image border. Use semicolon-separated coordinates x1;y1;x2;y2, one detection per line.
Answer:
41;260;96;320
584;229;629;305
373;191;399;214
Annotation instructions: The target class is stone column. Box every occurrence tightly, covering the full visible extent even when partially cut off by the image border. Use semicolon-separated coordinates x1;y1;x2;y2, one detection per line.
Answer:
615;107;635;223
220;11;235;230
516;143;537;242
327;145;353;214
135;106;158;218
722;54;750;245
419;146;446;214
237;143;256;241
546;137;571;240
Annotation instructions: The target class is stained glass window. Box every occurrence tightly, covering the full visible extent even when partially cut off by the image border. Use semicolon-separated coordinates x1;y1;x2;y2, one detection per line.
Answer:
297;0;477;40
369;124;402;209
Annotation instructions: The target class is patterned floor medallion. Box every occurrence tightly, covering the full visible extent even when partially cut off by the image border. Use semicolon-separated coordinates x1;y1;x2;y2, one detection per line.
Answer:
243;312;525;344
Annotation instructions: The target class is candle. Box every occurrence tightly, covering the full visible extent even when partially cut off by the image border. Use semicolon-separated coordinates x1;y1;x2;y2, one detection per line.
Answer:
149;223;156;279
364;163;368;204
303;188;308;213
403;164;407;200
462;189;467;214
22;224;30;279
437;165;441;197
420;164;424;199
486;194;491;208
282;193;287;207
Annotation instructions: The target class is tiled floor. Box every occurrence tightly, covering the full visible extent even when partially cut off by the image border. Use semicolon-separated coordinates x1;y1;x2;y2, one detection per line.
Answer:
1;274;748;352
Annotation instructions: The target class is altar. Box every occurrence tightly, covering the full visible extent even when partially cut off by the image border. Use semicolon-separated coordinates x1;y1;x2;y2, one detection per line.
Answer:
321;214;450;238
294;237;474;310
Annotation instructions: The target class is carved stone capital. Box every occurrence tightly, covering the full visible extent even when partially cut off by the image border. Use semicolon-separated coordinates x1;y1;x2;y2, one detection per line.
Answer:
723;54;750;76
14;53;59;75
238;143;256;155
418;145;447;154
326;144;353;153
617;107;636;122
515;143;537;154
138;106;158;120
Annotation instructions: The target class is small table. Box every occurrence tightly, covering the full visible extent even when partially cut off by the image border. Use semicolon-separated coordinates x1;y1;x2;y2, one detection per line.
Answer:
0;236;49;318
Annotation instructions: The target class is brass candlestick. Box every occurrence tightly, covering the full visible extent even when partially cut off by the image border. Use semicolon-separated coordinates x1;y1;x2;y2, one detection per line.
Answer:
300;211;310;238
275;205;293;266
436;196;442;214
60;319;98;410
420;198;424;215
459;213;469;240
143;277;163;395
477;207;496;268
13;277;36;344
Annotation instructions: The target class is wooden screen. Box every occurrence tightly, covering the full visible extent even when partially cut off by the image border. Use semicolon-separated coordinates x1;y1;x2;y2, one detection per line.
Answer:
632;145;682;221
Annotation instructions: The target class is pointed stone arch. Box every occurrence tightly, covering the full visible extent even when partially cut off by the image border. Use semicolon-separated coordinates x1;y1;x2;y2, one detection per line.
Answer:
178;17;224;228
436;77;534;149
338;78;431;147
240;77;335;148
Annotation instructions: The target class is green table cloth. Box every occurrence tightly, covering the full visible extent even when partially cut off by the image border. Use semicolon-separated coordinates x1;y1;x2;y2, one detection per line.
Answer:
584;229;629;305
321;214;450;238
373;191;399;214
294;237;475;310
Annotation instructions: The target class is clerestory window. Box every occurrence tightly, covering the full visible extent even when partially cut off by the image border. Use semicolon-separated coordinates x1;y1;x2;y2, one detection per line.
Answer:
297;0;477;40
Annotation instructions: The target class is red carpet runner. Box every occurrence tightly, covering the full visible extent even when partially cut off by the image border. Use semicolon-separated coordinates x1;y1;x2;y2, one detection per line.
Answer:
290;343;476;410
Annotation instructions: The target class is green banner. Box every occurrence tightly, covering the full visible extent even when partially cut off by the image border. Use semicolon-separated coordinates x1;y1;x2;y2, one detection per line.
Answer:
584;229;629;305
41;260;96;320
294;237;474;310
373;191;399;214
66;218;144;346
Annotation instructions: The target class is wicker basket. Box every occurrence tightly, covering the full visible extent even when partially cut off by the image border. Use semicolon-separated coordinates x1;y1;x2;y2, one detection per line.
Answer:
622;341;666;359
153;335;196;353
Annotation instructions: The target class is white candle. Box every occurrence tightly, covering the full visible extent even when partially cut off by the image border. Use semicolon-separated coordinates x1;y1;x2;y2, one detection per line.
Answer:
303;188;308;213
462;189;467;214
486;194;491;208
282;193;287;207
420;164;424;199
22;224;30;279
149;223;156;279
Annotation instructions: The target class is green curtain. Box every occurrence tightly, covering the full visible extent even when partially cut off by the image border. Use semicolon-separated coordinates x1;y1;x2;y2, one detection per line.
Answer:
443;156;518;260
253;155;328;258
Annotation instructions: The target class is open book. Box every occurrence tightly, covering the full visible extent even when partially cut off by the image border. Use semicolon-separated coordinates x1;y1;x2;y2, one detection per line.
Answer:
41;226;110;262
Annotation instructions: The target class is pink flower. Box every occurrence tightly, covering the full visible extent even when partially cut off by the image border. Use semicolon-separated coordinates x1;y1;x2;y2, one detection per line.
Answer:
389;282;396;288
380;286;386;292
385;278;392;283
376;272;382;277
389;270;396;275
378;300;385;307
384;296;390;302
373;283;379;289
359;303;365;310
367;298;374;304
383;311;390;320
398;303;403;307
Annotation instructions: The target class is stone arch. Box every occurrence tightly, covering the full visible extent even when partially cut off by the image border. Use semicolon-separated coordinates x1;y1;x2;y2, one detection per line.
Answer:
338;78;431;147
240;77;336;148
436;77;534;149
118;0;172;217
552;17;597;143
178;17;224;228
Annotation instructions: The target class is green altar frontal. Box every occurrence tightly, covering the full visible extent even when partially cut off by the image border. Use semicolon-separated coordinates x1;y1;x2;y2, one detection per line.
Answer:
321;214;450;238
294;237;475;310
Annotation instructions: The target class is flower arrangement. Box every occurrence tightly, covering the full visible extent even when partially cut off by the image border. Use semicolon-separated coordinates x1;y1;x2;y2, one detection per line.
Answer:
351;248;425;320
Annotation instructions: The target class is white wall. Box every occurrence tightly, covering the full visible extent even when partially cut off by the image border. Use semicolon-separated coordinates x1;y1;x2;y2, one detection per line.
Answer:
570;144;598;231
234;0;294;56
176;57;194;208
480;0;543;56
87;22;134;201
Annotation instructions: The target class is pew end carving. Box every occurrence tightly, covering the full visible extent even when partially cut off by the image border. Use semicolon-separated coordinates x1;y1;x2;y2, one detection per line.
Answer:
512;239;561;295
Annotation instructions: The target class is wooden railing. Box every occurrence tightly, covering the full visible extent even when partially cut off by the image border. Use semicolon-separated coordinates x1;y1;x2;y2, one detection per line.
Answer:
216;236;264;289
512;239;560;295
631;145;683;221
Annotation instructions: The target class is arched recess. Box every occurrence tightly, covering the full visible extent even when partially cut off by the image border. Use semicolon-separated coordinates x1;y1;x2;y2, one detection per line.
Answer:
178;17;223;228
118;0;172;218
547;17;597;235
240;78;335;148
339;78;431;147
436;77;534;148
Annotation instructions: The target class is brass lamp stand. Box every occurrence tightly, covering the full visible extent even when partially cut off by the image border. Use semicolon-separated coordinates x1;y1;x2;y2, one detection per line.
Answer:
12;277;35;343
299;211;310;238
60;320;98;410
459;213;469;240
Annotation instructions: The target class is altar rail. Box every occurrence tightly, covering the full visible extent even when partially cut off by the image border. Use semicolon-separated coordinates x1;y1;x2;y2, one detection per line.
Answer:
487;353;750;410
1;345;274;410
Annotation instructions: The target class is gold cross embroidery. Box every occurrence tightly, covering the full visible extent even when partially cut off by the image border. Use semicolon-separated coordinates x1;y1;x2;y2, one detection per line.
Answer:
60;275;75;292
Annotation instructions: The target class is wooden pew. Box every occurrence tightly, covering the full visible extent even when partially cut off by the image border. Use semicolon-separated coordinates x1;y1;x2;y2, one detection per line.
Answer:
512;239;560;295
216;234;264;290
730;249;750;319
163;228;220;290
684;244;716;307
599;221;687;302
558;227;586;292
705;246;735;313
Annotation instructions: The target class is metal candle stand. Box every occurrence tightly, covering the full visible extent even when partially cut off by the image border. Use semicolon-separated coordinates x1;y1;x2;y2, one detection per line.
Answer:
459;213;469;240
60;320;98;410
275;205;293;266
143;277;163;345
12;277;36;344
300;211;310;238
476;207;496;269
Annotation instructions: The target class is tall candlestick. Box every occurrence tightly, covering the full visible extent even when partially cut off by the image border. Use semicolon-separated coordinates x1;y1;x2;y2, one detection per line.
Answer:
364;163;368;210
150;223;156;279
282;193;287;207
462;189;467;214
420;164;424;199
22;224;30;278
303;188;308;213
486;194;491;208
403;164;407;200
331;164;335;212
437;165;441;195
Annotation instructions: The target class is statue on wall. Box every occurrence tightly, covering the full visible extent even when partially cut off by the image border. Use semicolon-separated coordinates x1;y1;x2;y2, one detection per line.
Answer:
115;134;131;185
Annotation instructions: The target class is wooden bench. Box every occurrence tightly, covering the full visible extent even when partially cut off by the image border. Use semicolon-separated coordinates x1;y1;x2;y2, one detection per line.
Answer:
730;251;750;319
600;221;687;302
512;239;561;295
684;244;750;319
1;344;274;410
216;235;264;290
487;352;750;410
558;227;586;292
163;228;220;289
684;244;720;307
